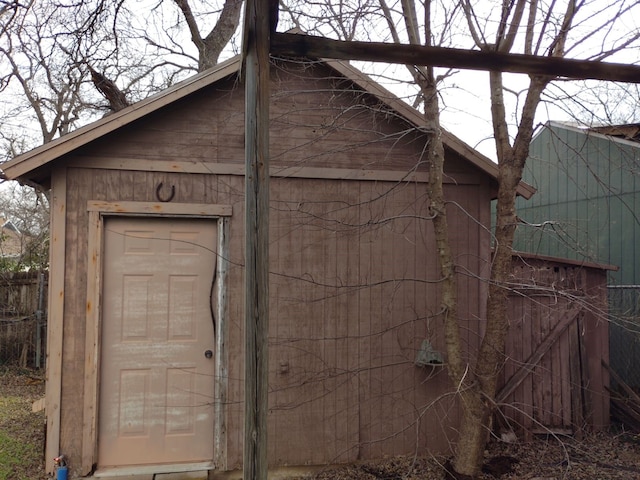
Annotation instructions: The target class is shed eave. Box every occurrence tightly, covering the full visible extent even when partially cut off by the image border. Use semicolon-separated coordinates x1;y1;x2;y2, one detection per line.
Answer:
512;250;619;272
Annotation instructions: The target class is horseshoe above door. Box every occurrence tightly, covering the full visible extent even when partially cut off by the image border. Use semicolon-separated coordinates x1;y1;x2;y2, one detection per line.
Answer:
155;182;176;202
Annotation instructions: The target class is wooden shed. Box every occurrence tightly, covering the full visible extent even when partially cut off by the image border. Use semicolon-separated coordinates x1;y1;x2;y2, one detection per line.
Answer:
2;55;597;479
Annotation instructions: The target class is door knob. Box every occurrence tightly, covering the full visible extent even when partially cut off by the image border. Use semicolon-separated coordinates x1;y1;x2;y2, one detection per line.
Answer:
204;350;213;359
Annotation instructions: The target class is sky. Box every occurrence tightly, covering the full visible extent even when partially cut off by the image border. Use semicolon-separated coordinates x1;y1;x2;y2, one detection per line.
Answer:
353;61;583;161
2;0;639;164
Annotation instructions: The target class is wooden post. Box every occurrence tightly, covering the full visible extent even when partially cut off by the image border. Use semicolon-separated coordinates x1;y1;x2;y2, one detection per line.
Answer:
242;0;270;479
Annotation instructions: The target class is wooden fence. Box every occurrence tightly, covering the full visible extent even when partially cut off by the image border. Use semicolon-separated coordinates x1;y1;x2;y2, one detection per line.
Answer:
499;254;611;436
0;271;48;367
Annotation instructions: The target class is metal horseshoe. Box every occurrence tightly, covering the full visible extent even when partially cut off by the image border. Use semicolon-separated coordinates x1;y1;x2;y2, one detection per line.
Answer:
155;182;175;202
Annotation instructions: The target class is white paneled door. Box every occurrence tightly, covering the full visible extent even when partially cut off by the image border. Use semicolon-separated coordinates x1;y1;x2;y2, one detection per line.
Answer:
98;217;217;468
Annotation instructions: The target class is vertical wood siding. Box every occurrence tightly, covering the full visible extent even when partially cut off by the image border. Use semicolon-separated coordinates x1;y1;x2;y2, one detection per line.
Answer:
59;165;486;469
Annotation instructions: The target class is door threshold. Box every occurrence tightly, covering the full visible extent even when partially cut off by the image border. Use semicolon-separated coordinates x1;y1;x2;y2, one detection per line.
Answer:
94;462;213;478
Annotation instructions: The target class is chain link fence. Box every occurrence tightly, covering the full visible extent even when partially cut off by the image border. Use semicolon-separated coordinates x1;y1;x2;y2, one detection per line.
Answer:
609;286;640;389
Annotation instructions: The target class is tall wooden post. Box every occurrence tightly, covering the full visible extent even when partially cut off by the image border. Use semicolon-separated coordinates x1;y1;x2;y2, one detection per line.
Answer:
242;0;270;479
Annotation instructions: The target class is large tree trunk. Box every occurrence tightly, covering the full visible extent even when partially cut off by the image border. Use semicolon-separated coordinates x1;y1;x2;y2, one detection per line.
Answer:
174;0;243;71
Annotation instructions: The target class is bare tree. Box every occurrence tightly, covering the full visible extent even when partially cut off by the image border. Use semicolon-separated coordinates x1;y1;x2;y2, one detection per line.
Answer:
0;0;245;157
394;1;640;477
0;1;245;274
0;2;86;144
172;0;243;71
0;182;49;271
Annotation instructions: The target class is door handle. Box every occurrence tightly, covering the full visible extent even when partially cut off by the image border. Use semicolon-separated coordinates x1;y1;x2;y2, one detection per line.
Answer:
204;350;213;359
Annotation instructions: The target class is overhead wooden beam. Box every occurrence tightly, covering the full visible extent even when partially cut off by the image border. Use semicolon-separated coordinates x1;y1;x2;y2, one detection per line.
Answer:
272;32;640;84
243;0;270;478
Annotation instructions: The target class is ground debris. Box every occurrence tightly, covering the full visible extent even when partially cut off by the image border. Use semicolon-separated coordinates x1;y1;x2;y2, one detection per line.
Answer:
306;432;640;480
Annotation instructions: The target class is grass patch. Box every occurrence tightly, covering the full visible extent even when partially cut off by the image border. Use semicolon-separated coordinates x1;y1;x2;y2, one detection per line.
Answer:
0;372;45;480
0;428;40;480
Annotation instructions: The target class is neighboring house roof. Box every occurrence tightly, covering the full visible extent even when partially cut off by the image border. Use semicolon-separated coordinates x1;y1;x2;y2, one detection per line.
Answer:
1;55;534;199
538;120;640;150
589;123;640;142
2;220;19;234
0;218;23;258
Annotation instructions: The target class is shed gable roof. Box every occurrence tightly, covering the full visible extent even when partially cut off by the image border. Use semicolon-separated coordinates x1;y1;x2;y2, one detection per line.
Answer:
1;55;534;198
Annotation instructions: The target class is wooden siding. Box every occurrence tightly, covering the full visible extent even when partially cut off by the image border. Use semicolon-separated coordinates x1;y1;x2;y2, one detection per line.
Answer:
76;60;484;181
56;163;488;474
48;58;488;474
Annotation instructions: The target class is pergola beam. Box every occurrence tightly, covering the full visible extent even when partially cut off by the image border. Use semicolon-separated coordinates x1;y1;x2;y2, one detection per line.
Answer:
271;32;640;83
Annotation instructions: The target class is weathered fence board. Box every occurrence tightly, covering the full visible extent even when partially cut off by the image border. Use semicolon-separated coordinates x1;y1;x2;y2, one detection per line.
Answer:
0;271;48;367
500;254;610;436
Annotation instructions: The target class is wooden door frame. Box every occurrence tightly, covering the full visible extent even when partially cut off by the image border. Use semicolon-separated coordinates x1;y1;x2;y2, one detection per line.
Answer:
81;201;232;475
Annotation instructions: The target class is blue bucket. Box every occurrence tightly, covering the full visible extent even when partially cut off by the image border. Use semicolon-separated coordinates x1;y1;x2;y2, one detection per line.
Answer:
55;466;68;480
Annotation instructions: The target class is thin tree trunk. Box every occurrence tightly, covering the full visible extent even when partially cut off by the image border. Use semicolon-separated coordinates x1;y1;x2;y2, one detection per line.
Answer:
422;2;487;478
421;0;466;405
449;72;549;479
420;11;487;479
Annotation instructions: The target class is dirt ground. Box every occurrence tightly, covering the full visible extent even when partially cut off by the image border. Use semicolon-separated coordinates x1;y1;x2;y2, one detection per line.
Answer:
2;367;640;479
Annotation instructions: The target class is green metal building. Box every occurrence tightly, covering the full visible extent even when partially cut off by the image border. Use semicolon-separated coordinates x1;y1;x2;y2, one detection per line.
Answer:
514;121;640;387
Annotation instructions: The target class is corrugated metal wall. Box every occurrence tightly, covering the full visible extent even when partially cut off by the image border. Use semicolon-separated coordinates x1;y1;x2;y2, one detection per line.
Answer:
515;122;640;285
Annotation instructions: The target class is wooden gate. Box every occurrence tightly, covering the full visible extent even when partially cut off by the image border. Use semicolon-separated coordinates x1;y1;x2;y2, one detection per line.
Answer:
498;254;611;436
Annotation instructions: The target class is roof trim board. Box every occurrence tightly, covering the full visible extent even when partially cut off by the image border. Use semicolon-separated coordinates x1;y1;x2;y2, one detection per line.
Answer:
512;250;618;272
